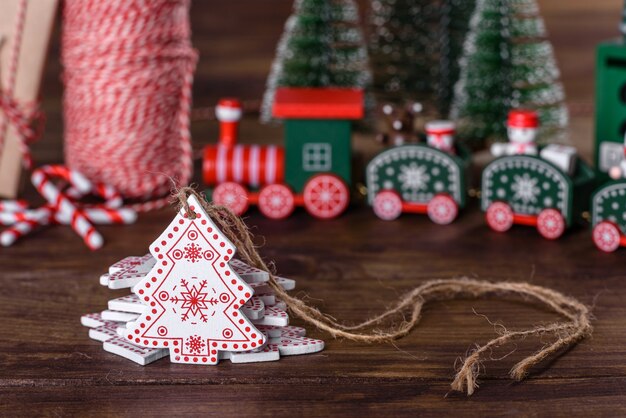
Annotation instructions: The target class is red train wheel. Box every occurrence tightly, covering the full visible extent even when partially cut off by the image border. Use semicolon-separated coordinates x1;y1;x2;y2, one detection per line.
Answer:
537;208;565;240
373;190;402;221
302;174;349;220
427;194;458;225
593;221;621;253
212;182;249;216
258;184;295;220
486;202;514;232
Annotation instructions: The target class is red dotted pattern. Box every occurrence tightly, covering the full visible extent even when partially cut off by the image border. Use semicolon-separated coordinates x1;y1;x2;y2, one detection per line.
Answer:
124;201;265;363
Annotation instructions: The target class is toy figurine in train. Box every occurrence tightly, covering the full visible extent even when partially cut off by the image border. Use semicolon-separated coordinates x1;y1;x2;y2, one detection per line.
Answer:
490;110;538;157
366;120;471;223
590;134;626;252
482;110;595;240
203;89;364;220
376;102;423;146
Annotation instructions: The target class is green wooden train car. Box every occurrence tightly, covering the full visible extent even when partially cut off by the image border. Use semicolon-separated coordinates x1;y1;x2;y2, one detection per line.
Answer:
366;144;471;223
481;155;595;239
591;180;626;252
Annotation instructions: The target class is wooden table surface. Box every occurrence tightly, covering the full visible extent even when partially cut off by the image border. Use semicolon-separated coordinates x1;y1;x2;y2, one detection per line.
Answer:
2;1;626;416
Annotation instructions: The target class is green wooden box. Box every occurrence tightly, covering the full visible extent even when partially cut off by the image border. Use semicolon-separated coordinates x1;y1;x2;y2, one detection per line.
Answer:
595;40;626;181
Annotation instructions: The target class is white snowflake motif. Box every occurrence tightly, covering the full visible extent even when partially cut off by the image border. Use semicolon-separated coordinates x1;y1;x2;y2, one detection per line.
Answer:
511;173;540;204
184;243;202;263
170;279;219;322
398;163;430;192
185;335;206;354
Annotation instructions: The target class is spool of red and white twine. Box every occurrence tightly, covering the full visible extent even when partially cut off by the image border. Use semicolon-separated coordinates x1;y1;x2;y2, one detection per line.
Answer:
0;0;197;249
62;0;197;212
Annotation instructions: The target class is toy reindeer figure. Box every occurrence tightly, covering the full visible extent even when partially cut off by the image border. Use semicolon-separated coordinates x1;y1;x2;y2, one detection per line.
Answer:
376;102;423;146
425;120;456;154
490;110;539;157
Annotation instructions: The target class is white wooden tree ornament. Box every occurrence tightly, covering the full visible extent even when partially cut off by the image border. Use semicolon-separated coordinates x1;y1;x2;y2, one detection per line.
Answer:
124;195;265;365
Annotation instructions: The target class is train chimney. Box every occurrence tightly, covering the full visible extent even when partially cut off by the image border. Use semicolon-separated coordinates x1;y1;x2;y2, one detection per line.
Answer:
216;98;242;147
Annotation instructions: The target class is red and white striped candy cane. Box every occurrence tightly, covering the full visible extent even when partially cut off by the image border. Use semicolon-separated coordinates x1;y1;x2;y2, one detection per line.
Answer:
0;200;29;213
55;207;137;225
31;168;103;250
0;206;53;247
0;206;50;226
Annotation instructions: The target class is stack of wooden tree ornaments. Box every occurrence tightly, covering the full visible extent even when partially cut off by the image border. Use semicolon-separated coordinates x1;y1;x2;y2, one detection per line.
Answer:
81;195;324;365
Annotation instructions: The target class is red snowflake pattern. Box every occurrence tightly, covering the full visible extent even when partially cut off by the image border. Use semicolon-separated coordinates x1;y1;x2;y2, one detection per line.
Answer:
185;335;206;354
184;243;203;263
170;279;219;322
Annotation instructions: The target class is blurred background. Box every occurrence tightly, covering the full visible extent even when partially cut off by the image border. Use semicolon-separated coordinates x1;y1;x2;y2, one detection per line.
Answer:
35;0;623;164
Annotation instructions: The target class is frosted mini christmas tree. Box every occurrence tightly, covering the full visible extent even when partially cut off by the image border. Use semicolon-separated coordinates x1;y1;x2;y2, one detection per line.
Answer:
260;0;371;123
450;0;568;147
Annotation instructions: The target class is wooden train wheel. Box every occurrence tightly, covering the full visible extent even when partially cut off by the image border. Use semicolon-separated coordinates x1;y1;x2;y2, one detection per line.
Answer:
258;184;295;220
302;174;349;220
212;182;249;216
427;194;458;225
537;208;565;240
373;190;402;221
486;202;514;232
593;221;621;253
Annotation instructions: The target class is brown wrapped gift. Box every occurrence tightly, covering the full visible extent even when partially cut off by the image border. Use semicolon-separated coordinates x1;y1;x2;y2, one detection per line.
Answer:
0;0;58;198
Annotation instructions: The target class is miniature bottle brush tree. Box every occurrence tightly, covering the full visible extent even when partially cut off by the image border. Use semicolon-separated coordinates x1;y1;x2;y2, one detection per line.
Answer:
368;0;476;117
450;0;568;148
261;0;371;123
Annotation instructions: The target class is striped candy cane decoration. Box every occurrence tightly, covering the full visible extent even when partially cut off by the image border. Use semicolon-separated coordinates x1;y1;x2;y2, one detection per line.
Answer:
31;168;104;250
0;206;53;247
0;200;29;213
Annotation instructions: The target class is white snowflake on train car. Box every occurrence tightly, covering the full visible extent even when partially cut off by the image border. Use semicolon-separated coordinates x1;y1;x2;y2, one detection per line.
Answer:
511;173;540;204
398;163;430;192
125;194;265;365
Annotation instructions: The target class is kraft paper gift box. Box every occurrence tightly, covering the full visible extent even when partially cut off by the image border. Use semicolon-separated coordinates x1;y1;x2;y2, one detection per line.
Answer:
0;0;58;198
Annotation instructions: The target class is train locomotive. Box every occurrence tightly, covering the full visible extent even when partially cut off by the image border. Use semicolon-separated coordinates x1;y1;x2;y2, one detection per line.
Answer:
203;88;363;220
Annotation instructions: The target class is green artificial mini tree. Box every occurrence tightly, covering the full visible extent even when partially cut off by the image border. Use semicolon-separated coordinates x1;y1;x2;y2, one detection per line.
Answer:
450;0;568;148
261;0;371;123
368;0;476;116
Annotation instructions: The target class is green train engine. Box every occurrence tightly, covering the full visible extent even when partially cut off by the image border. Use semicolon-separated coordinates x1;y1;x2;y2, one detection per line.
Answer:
204;88;363;220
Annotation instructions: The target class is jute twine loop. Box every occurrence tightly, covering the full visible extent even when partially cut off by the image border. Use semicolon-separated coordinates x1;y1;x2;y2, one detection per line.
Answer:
175;187;592;396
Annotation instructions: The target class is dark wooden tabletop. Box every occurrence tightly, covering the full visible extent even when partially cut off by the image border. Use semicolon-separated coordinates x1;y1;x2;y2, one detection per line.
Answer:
2;1;626;416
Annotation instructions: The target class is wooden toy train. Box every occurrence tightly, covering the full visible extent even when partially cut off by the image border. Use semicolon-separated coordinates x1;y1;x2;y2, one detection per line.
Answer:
202;89;626;253
204;89;361;220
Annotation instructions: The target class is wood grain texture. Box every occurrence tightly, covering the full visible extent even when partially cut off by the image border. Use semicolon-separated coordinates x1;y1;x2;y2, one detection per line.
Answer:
1;0;625;416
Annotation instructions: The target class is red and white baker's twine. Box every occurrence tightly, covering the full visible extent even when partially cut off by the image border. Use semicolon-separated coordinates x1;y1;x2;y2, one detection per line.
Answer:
0;165;136;250
62;0;197;212
0;0;44;169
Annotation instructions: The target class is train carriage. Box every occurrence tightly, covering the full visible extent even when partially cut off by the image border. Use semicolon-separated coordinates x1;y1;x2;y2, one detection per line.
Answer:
366;144;471;224
204;89;363;220
481;155;595;239
591;180;626;252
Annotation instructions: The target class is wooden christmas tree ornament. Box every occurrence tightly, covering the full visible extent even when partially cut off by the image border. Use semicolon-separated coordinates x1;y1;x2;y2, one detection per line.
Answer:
126;194;265;364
